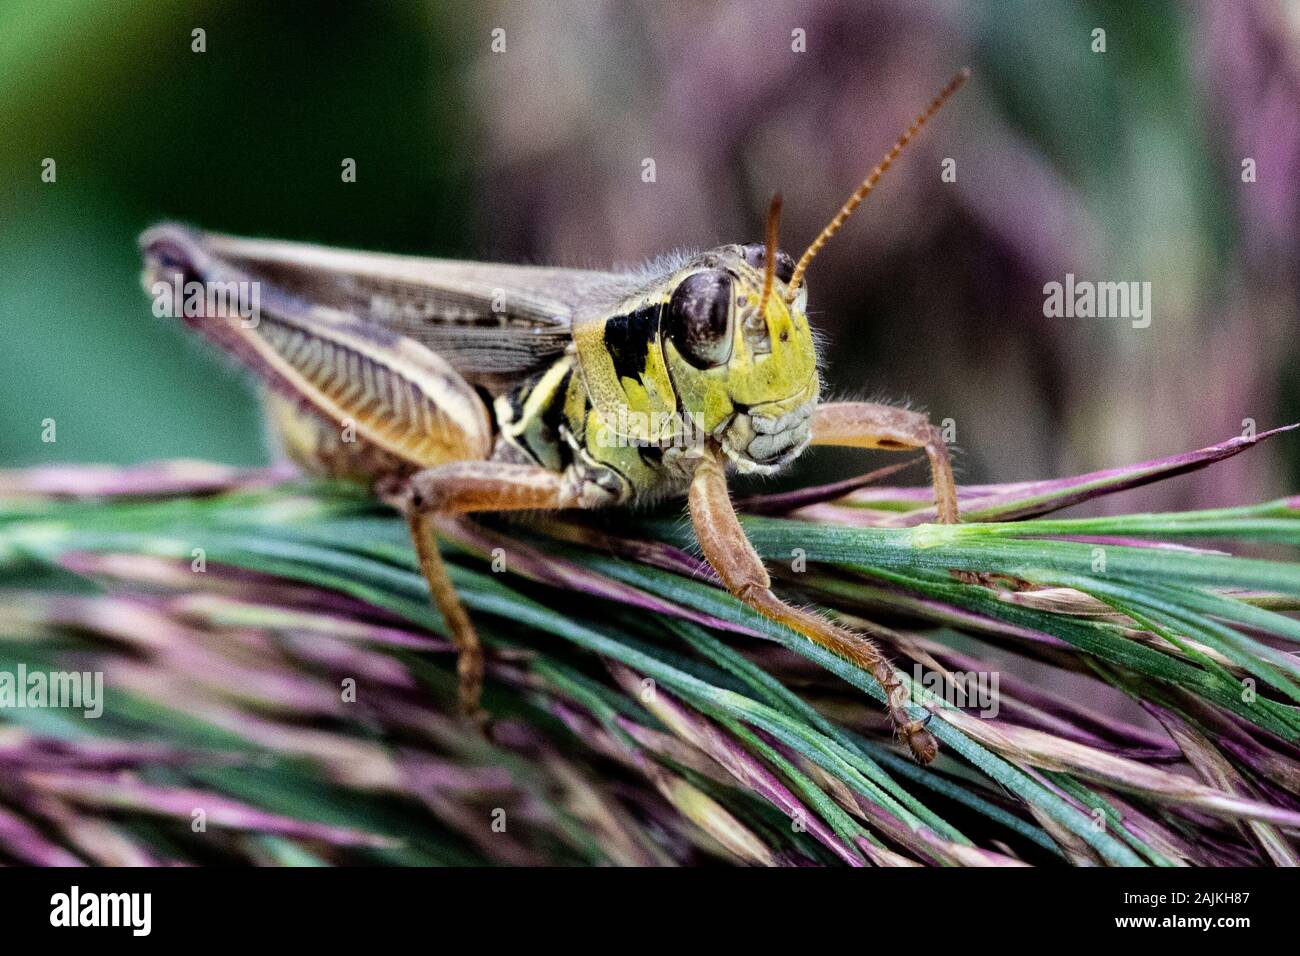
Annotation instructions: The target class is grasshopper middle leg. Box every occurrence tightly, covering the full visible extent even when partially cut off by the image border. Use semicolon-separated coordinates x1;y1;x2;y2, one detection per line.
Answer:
401;461;582;723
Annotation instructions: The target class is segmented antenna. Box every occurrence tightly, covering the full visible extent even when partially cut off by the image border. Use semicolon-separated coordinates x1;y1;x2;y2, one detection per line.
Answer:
785;67;971;299
756;191;783;318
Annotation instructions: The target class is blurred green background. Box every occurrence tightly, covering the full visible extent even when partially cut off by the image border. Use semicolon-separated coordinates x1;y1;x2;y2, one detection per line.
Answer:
2;0;1298;510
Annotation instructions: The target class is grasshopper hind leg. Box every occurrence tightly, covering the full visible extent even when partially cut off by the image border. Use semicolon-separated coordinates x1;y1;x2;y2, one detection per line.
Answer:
141;225;549;728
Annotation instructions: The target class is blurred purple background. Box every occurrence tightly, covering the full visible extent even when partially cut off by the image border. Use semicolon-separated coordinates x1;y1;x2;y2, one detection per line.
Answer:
3;0;1297;511
466;0;1300;510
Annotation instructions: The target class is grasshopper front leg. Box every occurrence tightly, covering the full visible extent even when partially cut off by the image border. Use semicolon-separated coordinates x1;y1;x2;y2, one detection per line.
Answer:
811;401;959;524
398;462;584;723
689;447;938;763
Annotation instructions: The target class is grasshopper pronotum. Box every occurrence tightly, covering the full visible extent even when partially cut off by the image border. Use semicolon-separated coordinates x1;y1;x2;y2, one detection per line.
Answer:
141;70;969;763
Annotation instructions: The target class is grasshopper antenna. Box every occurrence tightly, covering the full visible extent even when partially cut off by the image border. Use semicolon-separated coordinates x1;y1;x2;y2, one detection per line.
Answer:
756;191;783;318
786;67;970;299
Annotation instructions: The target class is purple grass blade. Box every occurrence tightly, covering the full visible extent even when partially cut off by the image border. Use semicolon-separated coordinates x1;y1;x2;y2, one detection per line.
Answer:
538;516;712;579
24;770;396;847
939;706;1300;830
0;734;245;773
441;518;763;638
168;594;451;652
1144;701;1300;866
812;425;1297;525
0;802;85;866
57;553;408;624
15;791;176;867
606;664;865;865
0;460;297;498
1101;794;1202;866
913;827;1032;866
911;644;1182;759
853;835;922;867
736;457;925;515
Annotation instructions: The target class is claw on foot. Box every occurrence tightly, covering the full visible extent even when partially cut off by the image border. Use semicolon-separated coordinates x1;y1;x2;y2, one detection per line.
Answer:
900;717;938;764
878;666;938;764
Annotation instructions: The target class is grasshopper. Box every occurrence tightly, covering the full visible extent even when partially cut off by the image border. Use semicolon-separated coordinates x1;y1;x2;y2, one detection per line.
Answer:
140;71;968;763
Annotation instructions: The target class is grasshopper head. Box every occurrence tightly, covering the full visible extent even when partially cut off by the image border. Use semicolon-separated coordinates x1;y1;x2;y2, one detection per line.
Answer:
661;243;820;474
678;68;971;474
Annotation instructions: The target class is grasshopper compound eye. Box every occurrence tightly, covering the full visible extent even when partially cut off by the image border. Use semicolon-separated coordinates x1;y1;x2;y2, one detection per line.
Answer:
666;270;735;369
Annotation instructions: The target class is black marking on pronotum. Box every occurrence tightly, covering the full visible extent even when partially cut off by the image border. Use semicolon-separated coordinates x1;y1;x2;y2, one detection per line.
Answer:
532;366;576;468
548;371;579;468
498;363;577;470
603;303;661;383
540;367;573;438
502;379;529;425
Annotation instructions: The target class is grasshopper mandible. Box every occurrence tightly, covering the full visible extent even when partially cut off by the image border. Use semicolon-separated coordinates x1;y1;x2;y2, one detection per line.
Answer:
141;70;968;763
